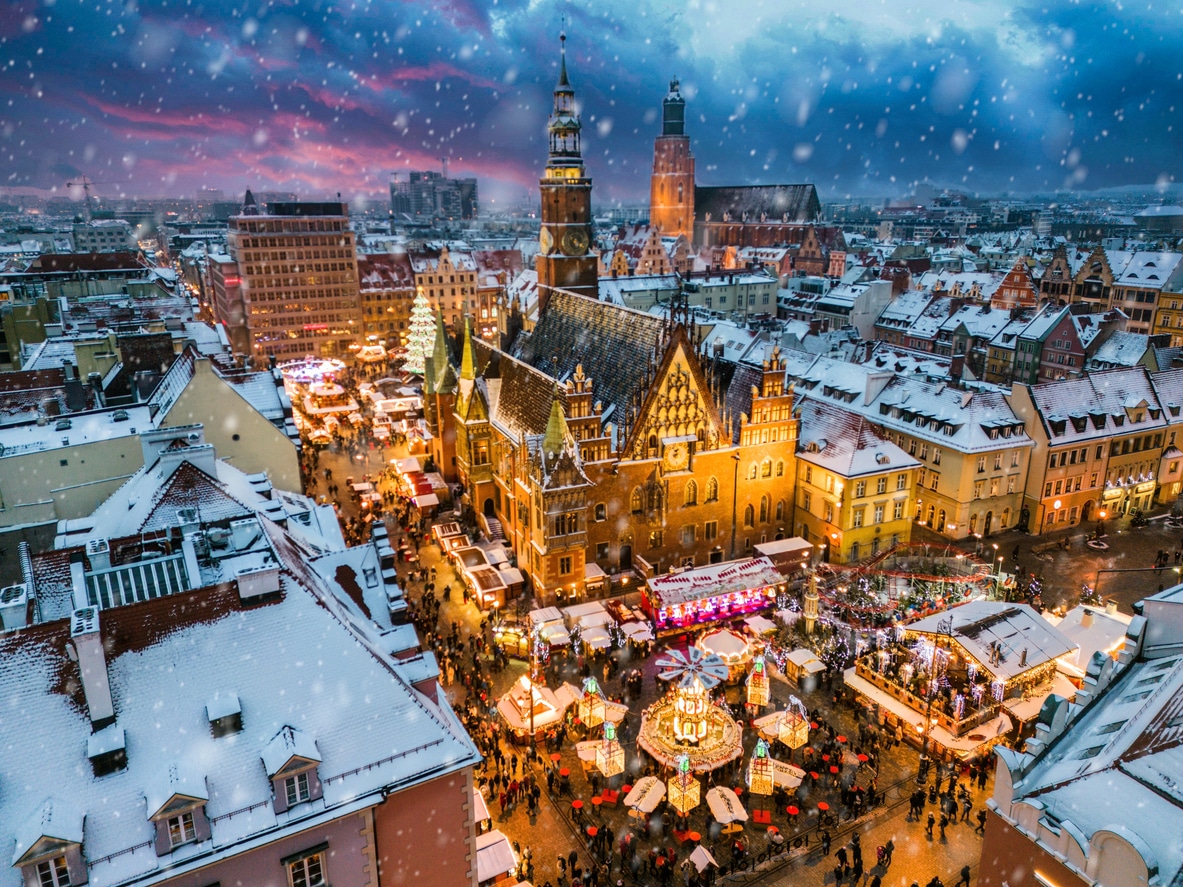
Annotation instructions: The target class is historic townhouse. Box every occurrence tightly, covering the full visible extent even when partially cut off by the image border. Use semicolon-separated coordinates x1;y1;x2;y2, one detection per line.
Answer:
793;399;919;564
792;356;1033;541
1009;367;1168;534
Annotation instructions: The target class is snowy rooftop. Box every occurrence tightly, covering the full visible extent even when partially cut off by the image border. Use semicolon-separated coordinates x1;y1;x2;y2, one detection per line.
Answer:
0;404;154;459
796;399;919;479
647;556;784;608
1026;367;1166;444
906;601;1077;681
0;521;480;887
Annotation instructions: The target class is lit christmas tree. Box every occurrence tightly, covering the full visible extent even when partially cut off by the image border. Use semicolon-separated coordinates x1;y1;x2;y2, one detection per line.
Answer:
403;289;435;376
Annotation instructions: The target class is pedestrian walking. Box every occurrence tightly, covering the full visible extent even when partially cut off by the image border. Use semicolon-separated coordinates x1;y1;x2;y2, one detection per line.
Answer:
820;830;832;856
975;810;988;835
884;839;894;866
956;865;971;887
926;813;936;839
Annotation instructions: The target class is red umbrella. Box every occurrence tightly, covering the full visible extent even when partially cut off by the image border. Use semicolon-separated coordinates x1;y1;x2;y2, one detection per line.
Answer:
817;802;830;812
810;721;819;729
551;753;562;762
857;753;869;763
786;805;799;816
587;826;598;837
809;771;820;780
829;765;840;774
822;754;830;762
733;787;744;796
572;800;583;809
560;768;570;777
837;735;848;743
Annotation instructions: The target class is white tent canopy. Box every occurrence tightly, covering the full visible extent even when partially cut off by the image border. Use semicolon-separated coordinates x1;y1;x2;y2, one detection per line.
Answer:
623;621;655;642
705;786;748;824
475;830;516;882
582;626;613;650
689;846;718;873
624;775;666;813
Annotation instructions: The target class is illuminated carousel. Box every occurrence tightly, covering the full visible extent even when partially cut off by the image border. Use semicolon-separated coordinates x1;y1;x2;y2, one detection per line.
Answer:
695;628;755;682
637;647;744;774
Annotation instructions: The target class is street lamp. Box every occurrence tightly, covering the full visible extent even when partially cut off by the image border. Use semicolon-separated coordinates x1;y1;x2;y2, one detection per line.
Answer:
917;614;954;784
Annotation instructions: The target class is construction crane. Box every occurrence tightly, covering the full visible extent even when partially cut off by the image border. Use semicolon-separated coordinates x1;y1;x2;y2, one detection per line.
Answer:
64;177;118;222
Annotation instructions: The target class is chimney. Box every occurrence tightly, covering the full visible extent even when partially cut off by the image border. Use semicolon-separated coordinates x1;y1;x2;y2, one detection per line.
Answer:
62;358;78;382
70;607;115;729
1019;648;1028;668
1105;600;1118;616
1080;608;1094;629
86;538;111;571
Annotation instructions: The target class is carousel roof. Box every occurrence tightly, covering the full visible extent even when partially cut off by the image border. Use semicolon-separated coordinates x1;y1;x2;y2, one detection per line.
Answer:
656;646;730;690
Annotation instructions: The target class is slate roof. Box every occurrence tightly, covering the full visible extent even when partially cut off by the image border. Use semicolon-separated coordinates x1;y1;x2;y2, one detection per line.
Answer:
1025;367;1166;445
511;289;666;426
0;536;480;887
470;340;568;440
1088;331;1151;369
796;399;918;478
357;253;415;289
694;184;820;223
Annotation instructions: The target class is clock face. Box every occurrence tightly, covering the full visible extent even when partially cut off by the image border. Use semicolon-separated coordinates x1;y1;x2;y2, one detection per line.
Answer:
664;443;689;471
562;228;590;256
539;227;554;255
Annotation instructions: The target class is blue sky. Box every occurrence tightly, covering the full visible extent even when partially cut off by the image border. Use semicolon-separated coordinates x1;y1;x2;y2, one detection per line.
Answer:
1;0;1180;205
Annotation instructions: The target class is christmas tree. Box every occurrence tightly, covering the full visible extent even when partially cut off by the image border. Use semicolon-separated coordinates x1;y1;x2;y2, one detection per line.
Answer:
403;289;435;376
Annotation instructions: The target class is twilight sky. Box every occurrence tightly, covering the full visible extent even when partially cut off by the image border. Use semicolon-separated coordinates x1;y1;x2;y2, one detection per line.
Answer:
1;0;1181;206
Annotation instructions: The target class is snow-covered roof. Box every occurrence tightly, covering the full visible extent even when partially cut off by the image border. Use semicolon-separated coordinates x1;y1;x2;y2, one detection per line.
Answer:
0;518;480;887
1025;367;1166;445
1043;605;1131;673
907;601;1077;681
261;725;321;776
647;557;784;609
796;399;919;479
1088;331;1151;369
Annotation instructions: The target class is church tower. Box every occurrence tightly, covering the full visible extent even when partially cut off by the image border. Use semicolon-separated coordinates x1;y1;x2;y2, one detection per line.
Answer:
649;79;695;240
536;33;598;310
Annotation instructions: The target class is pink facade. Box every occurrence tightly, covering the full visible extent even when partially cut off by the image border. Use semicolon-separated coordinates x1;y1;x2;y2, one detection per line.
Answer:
375;768;478;886
158;812;375;887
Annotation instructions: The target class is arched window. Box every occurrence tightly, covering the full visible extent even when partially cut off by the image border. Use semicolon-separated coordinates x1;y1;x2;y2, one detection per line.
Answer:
648;486;663;511
761;459;773;478
706;477;719;502
937;510;946;532
648;435;659;458
776;500;786;521
775;460;785;477
1001;507;1010;529
631;488;643;514
684;479;698;507
677;182;684;203
744;505;755;528
759;496;770;523
748;463;758;480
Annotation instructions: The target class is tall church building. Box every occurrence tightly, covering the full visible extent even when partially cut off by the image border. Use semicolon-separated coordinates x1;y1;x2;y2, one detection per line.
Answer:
536;35;598;308
649;80;695;240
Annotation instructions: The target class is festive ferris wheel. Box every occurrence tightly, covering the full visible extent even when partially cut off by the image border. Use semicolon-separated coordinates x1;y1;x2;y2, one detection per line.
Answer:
656;646;730;691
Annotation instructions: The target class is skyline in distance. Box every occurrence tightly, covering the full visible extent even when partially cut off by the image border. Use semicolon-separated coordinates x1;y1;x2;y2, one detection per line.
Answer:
2;0;1181;206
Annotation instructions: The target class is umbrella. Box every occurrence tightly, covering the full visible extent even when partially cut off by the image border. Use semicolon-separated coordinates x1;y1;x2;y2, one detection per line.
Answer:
551;753;562;762
829;766;839;774
560;768;570;777
837;735;847;743
787;806;799;816
857;753;869;763
572;800;583;810
688;846;718;873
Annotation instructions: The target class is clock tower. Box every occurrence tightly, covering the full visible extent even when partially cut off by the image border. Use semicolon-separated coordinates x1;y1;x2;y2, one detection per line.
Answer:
536;33;598;311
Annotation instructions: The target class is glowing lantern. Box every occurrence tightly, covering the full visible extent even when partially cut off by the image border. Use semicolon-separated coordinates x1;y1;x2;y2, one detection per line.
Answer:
777;697;810;750
595;722;625;778
747;739;775;797
746;657;770;707
667;754;700;816
578;676;607;729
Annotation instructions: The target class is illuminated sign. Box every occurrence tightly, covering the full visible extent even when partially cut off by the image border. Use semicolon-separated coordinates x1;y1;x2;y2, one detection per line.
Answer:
303;324;328;331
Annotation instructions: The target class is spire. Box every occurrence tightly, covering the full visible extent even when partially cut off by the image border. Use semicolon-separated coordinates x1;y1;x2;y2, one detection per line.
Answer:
662;78;686;136
543;389;570;459
558;31;569;88
459;315;477;381
432;309;449;380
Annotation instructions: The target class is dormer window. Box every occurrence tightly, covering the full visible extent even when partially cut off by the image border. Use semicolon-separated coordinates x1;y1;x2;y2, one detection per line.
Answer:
148;764;210;856
263;726;323;814
13;800;86;887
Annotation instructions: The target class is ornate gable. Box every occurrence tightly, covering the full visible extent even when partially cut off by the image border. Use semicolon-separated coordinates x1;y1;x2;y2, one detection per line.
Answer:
622;327;725;461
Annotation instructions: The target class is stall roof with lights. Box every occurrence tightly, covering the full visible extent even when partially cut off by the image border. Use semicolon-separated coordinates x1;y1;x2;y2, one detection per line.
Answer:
647;557;784;609
906;601;1078;682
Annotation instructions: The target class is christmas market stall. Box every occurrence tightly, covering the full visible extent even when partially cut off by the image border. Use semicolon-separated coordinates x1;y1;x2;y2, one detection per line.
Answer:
496;675;581;743
844;601;1079;760
642;557;786;636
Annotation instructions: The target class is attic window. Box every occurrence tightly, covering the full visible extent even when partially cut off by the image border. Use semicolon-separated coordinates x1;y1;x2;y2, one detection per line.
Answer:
1095;721;1126;735
1136;673;1166;687
88;724;127;776
206;693;243;738
1076;745;1105;760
